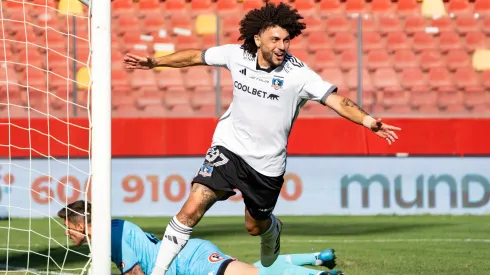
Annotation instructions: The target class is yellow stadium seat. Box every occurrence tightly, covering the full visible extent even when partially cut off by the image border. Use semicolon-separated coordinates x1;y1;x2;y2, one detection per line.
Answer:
195;14;217;35
421;0;447;18
472;49;490;71
58;0;84;15
76;67;91;89
153;51;175;71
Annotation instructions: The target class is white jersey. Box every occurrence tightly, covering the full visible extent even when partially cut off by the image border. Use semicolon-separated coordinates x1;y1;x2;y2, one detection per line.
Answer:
202;44;338;177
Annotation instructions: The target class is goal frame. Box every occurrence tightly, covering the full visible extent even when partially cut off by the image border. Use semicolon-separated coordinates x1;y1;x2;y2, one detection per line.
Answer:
87;0;112;273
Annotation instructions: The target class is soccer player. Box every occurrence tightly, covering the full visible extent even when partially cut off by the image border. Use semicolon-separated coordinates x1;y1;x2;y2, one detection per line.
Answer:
58;200;344;275
123;2;401;274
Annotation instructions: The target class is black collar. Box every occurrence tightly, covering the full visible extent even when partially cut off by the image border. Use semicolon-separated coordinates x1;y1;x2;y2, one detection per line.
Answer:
255;58;277;73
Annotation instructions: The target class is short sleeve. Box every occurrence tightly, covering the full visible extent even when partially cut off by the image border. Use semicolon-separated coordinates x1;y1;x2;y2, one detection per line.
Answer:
111;236;139;274
299;68;338;105
202;44;238;68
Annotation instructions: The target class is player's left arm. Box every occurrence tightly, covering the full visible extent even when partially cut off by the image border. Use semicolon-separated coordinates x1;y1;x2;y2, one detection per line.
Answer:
325;93;401;144
300;67;401;144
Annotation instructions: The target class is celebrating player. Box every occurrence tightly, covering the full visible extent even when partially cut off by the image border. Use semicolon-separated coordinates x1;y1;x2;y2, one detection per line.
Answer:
124;2;401;274
58;200;344;275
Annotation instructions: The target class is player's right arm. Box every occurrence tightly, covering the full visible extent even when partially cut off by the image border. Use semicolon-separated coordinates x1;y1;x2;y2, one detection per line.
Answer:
124;50;204;69
123;44;237;70
126;263;145;275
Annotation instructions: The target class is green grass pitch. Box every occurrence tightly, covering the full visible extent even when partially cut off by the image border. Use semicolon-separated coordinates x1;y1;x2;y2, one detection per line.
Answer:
1;215;489;274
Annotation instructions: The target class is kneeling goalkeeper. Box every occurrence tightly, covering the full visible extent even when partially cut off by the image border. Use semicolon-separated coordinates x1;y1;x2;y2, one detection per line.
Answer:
58;200;344;275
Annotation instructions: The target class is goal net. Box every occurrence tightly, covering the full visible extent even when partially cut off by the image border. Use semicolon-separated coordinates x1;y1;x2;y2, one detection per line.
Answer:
0;0;111;274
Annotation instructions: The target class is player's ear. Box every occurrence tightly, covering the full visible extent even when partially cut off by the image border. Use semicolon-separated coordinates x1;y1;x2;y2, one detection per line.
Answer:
254;34;261;48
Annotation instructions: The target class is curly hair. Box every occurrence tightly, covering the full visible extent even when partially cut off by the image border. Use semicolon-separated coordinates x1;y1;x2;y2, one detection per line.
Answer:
238;1;306;56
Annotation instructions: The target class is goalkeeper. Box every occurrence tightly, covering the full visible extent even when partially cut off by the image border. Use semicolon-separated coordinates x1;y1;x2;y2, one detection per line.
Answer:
58;200;344;275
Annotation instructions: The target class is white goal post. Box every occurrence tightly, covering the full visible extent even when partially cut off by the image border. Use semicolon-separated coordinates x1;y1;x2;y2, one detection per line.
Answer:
0;0;111;273
89;0;112;273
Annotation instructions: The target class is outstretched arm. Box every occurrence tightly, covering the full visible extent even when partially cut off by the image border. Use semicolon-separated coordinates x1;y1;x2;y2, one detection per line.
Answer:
123;50;205;70
325;93;401;144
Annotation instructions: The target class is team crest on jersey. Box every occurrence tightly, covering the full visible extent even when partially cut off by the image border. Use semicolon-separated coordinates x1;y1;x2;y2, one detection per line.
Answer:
208;252;225;263
199;165;213;177
271;77;284;90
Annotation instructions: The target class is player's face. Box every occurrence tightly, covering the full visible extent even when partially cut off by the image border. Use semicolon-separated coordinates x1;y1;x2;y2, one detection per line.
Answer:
255;26;291;67
64;219;87;246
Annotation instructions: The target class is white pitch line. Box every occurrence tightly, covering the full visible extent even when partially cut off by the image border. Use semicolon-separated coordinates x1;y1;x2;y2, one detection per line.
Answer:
219;238;490;245
0;264;79;275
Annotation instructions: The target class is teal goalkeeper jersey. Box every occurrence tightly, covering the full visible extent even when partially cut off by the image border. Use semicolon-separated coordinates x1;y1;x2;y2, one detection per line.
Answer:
111;219;161;275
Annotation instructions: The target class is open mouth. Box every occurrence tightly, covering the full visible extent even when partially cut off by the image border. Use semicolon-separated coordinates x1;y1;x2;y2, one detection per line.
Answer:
274;52;285;60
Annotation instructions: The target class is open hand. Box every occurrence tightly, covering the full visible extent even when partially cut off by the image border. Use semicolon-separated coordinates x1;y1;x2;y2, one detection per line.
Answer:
123;53;156;70
369;118;401;145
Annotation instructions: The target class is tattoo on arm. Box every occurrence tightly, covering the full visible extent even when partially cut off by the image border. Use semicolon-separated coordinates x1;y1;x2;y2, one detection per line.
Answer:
341;97;369;116
129;264;144;275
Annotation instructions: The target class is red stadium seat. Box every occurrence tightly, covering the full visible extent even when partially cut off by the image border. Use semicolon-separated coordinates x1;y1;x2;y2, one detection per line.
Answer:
419;50;445;71
294;0;316;15
483;17;490;35
404;15;426;35
439;31;463;53
446;50;471;72
222;16;242;36
216;0;239;15
412;32;437;52
169;15;193;32
464;91;490;108
164;90;190;108
314;50;338;70
156;69;185;90
130;70;157;90
447;0;472;15
381;90;410;108
475;0;490;15
183;67;213;89
332;32;356;53
430;17;454;32
393;50;419;71
301;16;326;36
378;16;402;34
191;89;218;109
170;104;195;115
138;0;162;14
339;50;358;71
320;68;346;91
482;71;490;90
371;0;393;14
325;17;351;35
372;68;401;92
455;15;479;34
346;68;374;92
191;0;214;14
366;49;391;71
307;32;332;52
454;67;483;92
397;0;420;15
319;0;343;15
411;91;437;108
464;32;487;52
362;32;384;52
386;32;411;52
242;0;263;11
428;68;455;92
141;13;167;33
162;0;187;13
345;0;365;13
438;91;465;109
175;35;200;50
400;68;428;93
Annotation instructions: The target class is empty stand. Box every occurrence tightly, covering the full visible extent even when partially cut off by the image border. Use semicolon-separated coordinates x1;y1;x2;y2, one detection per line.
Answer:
3;0;488;118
